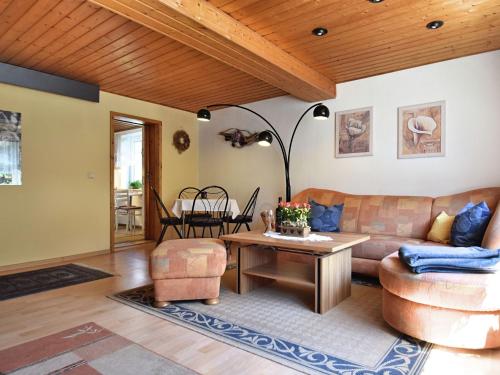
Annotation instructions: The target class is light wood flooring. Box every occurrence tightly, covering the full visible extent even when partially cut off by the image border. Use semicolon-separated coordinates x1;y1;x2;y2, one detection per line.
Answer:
0;247;499;374
114;224;145;243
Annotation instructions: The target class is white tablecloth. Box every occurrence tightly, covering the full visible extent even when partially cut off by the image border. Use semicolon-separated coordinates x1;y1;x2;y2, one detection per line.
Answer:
263;231;332;242
172;199;240;219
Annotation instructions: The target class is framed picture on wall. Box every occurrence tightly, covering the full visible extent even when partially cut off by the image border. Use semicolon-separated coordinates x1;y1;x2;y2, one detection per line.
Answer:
398;101;445;159
0;110;22;185
335;107;373;158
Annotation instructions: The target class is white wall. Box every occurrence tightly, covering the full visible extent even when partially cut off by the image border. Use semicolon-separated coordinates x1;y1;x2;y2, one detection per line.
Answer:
199;51;500;221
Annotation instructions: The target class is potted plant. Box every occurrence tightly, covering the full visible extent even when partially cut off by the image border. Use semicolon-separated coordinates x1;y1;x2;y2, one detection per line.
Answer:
279;202;311;237
129;180;143;189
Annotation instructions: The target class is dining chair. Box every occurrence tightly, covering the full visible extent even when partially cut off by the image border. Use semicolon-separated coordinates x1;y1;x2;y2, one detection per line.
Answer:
186;186;229;238
114;189;130;230
115;189;143;233
151;186;183;245
178;187;201;199
226;187;260;233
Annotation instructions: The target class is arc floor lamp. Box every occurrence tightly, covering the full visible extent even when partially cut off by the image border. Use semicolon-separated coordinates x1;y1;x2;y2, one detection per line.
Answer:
197;103;330;202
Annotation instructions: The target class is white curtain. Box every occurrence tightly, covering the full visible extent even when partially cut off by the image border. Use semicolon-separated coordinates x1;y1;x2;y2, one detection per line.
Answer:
114;129;143;189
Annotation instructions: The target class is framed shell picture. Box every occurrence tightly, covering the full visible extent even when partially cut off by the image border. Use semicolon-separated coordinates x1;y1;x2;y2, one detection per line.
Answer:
398;101;445;158
335;107;373;158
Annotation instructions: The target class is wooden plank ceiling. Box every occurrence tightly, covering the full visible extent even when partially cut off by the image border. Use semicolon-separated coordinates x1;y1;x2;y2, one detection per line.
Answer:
0;0;499;112
0;0;284;112
209;0;500;83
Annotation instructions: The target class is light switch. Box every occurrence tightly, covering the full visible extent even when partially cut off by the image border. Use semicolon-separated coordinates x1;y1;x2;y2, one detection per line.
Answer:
87;172;96;180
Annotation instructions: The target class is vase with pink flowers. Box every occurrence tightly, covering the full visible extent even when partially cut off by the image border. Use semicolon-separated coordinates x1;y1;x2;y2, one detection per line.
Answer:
278;202;311;237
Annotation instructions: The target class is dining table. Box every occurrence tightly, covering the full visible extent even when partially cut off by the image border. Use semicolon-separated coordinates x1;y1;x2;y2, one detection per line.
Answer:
171;198;240;237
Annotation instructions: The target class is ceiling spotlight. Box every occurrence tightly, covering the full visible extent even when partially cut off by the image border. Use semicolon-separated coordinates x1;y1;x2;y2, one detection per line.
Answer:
312;27;328;37
426;20;444;30
368;0;384;3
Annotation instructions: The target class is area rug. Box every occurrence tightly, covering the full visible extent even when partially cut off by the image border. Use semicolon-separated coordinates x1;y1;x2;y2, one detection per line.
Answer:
0;322;197;374
111;280;432;375
0;264;113;301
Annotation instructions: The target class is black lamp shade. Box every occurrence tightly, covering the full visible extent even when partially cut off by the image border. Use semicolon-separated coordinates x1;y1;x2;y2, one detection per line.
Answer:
313;104;330;120
197;108;211;122
257;131;273;147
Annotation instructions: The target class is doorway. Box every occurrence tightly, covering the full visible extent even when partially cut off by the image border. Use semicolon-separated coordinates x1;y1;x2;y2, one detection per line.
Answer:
110;112;162;251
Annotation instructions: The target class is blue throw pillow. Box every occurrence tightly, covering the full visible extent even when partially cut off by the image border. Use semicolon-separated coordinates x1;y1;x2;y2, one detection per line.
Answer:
309;200;344;232
450;201;491;247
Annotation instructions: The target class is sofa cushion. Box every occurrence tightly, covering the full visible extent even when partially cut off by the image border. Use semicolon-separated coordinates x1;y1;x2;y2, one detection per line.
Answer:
450;201;491;247
351;234;427;261
150;239;227;279
358;196;433;239
380;251;500;311
309;200;343;232
483;201;500;249
427;211;455;244
292;188;364;232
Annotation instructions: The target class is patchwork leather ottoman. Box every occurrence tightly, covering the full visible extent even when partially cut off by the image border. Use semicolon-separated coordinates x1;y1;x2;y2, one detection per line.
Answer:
380;251;500;349
150;238;227;307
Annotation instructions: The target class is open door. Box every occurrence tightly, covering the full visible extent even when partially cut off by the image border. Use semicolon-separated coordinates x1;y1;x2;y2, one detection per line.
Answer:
110;112;162;251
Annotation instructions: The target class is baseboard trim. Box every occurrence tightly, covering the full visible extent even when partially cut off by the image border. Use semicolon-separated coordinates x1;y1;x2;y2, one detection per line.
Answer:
113;240;156;252
0;249;110;273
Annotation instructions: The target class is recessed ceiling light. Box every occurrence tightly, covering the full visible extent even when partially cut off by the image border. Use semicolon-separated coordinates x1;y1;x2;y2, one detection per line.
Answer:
368;0;384;3
426;20;444;29
312;27;328;37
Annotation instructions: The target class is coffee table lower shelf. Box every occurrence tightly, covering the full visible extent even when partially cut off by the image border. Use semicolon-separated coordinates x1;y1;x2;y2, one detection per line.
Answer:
242;261;315;288
237;245;352;314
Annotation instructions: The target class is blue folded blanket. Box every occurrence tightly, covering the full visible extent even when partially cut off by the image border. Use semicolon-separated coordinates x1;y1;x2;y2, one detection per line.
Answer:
399;245;500;274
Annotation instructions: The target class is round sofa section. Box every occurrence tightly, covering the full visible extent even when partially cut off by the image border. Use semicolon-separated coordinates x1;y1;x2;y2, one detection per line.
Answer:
379;252;500;349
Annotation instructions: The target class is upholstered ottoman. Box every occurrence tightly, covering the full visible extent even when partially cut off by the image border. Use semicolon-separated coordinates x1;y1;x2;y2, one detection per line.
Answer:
150;238;227;307
379;251;500;349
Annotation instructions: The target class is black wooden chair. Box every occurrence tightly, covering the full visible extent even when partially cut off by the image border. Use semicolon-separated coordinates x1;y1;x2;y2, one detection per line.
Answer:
186;186;228;238
226;187;260;233
152;186;182;245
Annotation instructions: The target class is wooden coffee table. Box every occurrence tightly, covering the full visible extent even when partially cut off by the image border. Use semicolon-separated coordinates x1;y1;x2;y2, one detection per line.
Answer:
220;230;370;314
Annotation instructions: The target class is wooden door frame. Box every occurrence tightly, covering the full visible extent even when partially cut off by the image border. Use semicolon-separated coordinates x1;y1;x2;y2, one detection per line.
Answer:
110;112;162;251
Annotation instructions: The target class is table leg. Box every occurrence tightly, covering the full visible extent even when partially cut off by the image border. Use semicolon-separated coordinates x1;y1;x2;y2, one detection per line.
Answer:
314;248;351;314
181;212;186;238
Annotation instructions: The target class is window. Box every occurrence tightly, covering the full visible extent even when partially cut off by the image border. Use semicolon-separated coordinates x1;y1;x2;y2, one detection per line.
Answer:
114;128;143;189
0;110;22;185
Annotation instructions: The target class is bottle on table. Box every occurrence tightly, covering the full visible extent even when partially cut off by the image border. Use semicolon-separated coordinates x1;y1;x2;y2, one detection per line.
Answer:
275;196;283;232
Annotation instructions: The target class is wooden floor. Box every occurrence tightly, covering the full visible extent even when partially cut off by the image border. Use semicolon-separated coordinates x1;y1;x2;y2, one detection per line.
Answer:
0;247;499;374
114;224;145;243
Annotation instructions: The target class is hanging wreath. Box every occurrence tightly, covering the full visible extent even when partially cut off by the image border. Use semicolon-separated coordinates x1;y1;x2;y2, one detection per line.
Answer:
173;130;190;154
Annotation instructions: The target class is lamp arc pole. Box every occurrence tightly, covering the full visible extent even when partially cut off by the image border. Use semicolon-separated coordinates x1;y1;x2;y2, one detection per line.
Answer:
203;103;327;202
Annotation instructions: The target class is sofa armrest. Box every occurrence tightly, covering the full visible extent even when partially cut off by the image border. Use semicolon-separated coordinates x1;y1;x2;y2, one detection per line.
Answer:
482;201;500;249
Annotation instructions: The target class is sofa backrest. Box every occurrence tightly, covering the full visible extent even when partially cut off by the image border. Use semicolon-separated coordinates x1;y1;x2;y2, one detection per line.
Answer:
431;188;500;219
292;187;500;242
357;195;433;239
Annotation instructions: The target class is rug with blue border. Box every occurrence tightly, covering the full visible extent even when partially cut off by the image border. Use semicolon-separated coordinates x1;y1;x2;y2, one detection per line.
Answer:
110;277;431;375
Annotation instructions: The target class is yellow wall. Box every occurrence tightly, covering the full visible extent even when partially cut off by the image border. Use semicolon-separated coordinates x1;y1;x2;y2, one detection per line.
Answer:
0;83;198;267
